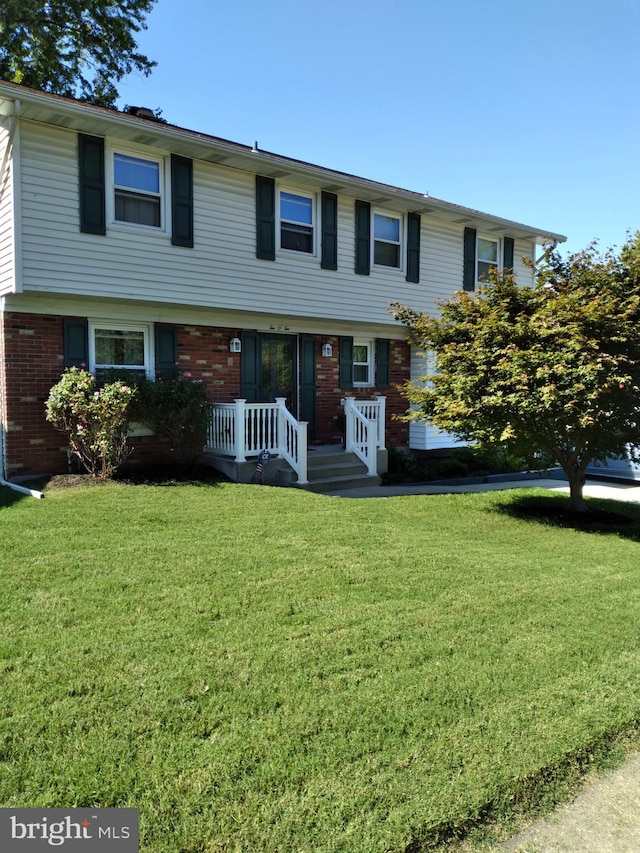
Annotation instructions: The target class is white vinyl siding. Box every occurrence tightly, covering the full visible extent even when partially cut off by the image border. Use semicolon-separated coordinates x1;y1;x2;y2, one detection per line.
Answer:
0;118;15;295
17;121;538;328
408;347;467;451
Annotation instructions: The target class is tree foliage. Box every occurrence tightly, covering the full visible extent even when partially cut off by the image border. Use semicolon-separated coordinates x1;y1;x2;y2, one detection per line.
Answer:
391;235;640;511
0;0;156;108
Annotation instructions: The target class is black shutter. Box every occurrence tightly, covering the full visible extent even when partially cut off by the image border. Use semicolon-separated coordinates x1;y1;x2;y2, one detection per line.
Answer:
406;212;421;283
376;339;390;388
300;335;317;440
171;154;194;248
463;227;477;291
241;332;259;401
321;191;338;270
155;325;178;380
339;336;353;388
503;236;515;272
78;134;105;235
255;176;276;260
63;318;88;368
354;200;371;275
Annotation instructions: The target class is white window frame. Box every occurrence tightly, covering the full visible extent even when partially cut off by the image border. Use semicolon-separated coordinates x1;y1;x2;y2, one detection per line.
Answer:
106;143;167;233
372;210;403;270
476;235;500;285
278;188;316;255
353;339;374;387
89;321;154;379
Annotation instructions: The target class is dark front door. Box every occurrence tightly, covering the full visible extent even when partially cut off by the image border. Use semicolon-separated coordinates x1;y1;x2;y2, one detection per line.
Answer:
241;332;297;413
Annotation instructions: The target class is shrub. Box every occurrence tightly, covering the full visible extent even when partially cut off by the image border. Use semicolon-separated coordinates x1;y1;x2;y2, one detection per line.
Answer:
45;368;137;478
102;371;211;467
139;374;210;467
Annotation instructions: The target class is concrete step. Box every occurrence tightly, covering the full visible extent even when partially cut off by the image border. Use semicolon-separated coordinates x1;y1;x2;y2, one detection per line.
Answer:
298;473;382;493
298;449;381;493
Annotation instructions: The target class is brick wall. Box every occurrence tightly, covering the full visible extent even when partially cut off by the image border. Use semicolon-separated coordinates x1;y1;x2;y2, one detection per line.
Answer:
314;336;410;445
1;313;409;476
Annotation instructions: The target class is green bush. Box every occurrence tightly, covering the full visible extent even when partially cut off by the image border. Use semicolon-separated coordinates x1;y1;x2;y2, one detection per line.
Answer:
45;368;137;478
102;370;211;467
137;374;210;467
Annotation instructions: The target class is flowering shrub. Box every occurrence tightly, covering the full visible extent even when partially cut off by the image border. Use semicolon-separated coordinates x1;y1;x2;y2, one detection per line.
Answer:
45;368;138;478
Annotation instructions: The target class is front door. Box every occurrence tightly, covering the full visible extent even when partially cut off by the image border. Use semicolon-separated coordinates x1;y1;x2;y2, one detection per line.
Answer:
241;332;297;413
259;334;296;410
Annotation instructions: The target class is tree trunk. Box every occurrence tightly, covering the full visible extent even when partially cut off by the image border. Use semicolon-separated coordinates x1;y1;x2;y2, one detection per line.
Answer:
566;466;587;513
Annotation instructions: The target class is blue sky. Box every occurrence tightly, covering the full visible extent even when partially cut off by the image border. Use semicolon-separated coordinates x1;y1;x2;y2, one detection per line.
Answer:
117;0;640;256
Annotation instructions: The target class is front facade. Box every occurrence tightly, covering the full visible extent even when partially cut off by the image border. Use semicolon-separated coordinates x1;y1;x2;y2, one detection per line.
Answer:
0;82;565;479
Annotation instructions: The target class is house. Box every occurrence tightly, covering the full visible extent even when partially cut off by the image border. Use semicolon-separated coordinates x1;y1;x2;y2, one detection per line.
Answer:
0;81;565;488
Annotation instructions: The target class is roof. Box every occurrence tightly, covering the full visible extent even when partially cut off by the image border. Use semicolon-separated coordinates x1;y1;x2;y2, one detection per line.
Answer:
0;81;566;246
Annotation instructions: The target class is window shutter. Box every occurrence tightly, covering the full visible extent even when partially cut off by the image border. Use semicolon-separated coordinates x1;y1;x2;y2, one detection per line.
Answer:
78;134;105;235
406;212;421;283
155;325;178;380
463;227;477;291
63;318;88;368
321;191;338;270
241;332;259;401
339;336;353;388
255;176;276;260
171;155;194;248
503;236;515;272
354;200;371;275
376;339;390;388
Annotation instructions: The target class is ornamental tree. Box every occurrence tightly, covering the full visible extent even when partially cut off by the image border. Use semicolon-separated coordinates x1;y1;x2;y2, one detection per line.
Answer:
0;0;156;108
391;235;640;512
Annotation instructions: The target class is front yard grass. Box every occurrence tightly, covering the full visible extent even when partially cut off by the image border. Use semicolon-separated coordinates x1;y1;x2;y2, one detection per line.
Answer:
1;481;640;852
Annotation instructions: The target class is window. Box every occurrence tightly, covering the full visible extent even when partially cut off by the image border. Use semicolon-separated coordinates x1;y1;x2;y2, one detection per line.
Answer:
373;212;401;268
476;237;499;283
89;322;152;378
279;190;314;253
353;341;373;386
114;152;161;227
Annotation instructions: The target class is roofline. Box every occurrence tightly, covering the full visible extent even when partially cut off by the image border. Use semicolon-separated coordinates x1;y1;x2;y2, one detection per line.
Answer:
0;81;566;244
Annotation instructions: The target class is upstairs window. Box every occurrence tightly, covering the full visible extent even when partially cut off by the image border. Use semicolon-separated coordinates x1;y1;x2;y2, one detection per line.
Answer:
476;237;499;284
279;190;314;253
373;213;401;268
114;152;161;227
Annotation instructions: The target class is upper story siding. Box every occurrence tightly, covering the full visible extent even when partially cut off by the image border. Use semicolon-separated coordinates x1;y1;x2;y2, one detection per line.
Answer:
16;119;539;327
0;116;15;296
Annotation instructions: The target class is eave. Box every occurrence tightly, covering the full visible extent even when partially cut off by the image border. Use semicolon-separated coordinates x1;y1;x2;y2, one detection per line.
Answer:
0;81;566;246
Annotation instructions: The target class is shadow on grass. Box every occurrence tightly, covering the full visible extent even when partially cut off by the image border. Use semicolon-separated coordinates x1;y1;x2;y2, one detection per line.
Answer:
491;492;640;542
0;485;32;509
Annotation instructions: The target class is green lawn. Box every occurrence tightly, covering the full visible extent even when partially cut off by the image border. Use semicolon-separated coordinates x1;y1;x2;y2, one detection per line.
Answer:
1;480;640;852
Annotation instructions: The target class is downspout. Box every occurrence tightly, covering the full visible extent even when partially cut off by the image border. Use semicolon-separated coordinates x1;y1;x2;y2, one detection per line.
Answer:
535;238;559;265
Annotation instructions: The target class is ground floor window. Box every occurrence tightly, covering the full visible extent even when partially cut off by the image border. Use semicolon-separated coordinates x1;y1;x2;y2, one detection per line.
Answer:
353;340;374;386
89;322;151;378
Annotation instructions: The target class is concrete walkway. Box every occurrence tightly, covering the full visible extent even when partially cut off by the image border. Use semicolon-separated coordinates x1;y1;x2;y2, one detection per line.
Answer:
326;475;640;503
494;753;640;853
328;474;640;851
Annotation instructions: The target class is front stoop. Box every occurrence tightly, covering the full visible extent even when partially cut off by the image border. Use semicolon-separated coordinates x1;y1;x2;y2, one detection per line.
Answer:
297;448;381;493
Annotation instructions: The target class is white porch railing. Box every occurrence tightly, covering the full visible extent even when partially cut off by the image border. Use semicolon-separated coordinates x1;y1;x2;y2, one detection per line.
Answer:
208;398;308;484
342;395;386;475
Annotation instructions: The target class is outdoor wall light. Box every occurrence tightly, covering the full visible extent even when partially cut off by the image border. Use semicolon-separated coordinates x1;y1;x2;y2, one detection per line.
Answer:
322;343;333;358
229;337;241;353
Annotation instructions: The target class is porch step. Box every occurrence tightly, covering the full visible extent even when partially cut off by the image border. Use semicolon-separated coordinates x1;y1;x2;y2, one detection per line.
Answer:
297;449;381;493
